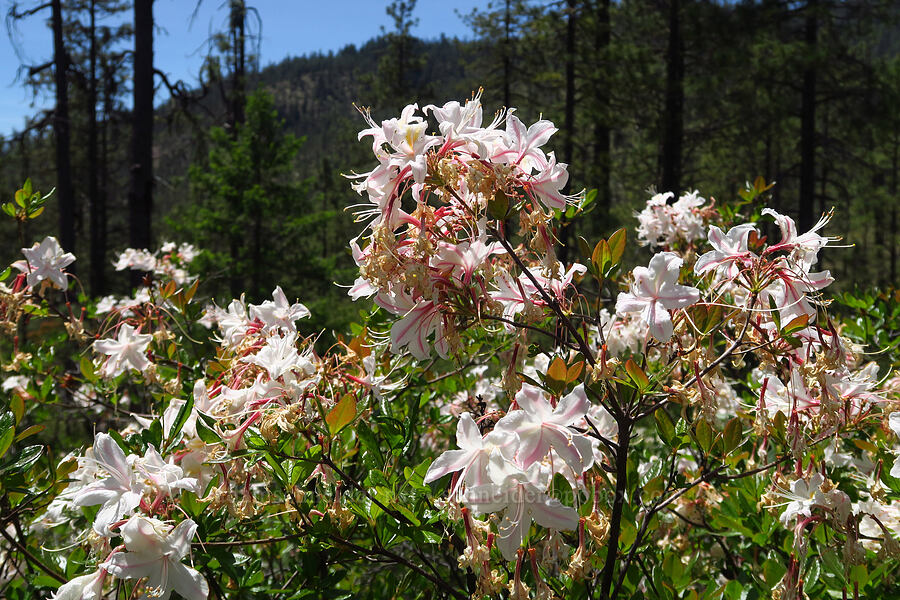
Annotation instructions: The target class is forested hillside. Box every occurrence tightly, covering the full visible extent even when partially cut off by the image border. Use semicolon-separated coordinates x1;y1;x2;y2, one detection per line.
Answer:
1;0;898;333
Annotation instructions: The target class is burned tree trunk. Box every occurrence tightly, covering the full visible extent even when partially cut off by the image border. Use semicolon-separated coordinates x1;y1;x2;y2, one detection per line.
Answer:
52;0;76;258
128;0;154;278
799;0;818;232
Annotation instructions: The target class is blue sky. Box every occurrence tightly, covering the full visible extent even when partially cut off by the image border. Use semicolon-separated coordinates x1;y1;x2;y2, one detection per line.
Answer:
0;0;488;137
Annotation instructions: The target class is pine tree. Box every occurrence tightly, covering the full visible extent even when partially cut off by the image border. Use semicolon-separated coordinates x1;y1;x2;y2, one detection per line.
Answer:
182;89;304;300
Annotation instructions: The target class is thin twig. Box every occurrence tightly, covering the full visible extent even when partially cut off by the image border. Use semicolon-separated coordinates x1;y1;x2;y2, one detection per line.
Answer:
196;532;304;548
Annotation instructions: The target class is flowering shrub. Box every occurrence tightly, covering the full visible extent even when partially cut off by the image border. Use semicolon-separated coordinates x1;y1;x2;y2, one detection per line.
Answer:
0;95;898;600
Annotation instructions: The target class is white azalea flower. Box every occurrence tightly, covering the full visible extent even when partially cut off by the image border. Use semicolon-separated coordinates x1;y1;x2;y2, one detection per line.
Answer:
464;455;578;561
423;412;515;495
615;252;700;341
72;433;144;535
777;473;825;526
49;569;105;600
249;286;310;333
113;248;156;272
101;516;208;600
433;232;504;285
214;298;252;348
136;445;199;497
241;333;307;381
14;236;75;290
694;223;757;279
494;383;594;473
93;323;153;379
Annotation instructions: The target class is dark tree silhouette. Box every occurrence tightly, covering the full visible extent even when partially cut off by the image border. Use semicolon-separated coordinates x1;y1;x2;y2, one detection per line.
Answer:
128;0;154;271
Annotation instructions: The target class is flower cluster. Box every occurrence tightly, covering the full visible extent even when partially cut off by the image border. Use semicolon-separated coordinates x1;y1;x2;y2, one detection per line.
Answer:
113;242;199;285
44;431;207;599
424;383;604;560
41;276;399;598
635;190;709;248
94;242;199;317
348;92;582;359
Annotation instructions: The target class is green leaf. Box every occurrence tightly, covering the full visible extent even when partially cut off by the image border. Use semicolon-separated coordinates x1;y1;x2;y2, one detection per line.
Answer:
65;547;86;579
10;394;24;424
624;359;650;392
577;236;592;262
197;411;218;428
244;430;268;450
820;550;846;584
488;190;510;220
662;552;684;585
655;409;676;447
143;418;164;449
723;580;744;600
806;557;821;589
418;530;442;544
14;424;43;442
688;304;725;335
0;444;43;474
849;564;868;587
765;411;785;447
592;239;612;275
768;297;781;330
723;418;742;455
762;558;788;587
184;279;200;304
32;575;62;590
566;361;584;384
607;228;626;266
326;394;357;434
40;376;53;400
80;356;98;383
357;422;383;469
694;419;713;454
196;418;221;444
782;313;810;336
108;430;130;454
639;457;665;489
394;502;421;526
0;413;16;460
545;357;568;393
264;452;289;487
404;463;429;492
580;188;597;211
167;395;195;448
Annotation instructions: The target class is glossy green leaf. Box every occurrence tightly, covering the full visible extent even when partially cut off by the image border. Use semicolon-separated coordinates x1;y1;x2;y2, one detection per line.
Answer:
695;419;713;454
196;418;221;444
607;227;626;265
723;418;742;455
0;444;43;474
655;409;676;446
